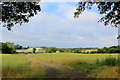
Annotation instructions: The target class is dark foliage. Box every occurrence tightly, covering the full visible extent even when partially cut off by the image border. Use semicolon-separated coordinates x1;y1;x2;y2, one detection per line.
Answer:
1;42;16;54
101;56;118;66
97;46;120;53
2;2;41;30
74;2;120;27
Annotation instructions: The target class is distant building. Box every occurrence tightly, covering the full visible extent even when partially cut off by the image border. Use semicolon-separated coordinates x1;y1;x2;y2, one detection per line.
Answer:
16;48;45;53
28;48;34;53
16;49;28;53
35;48;45;53
56;51;60;53
81;49;97;53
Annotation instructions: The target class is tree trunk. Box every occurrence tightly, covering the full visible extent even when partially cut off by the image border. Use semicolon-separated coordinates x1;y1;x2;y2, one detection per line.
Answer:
118;24;120;46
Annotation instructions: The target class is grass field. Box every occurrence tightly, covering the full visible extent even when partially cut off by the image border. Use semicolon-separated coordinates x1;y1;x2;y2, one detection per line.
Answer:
31;53;118;78
31;53;118;64
2;53;119;78
2;54;46;78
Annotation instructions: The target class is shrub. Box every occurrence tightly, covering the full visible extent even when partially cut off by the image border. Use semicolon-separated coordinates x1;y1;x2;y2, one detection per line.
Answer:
101;57;118;66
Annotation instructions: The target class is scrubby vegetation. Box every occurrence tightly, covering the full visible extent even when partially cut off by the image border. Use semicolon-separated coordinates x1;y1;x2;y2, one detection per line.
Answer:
100;56;119;66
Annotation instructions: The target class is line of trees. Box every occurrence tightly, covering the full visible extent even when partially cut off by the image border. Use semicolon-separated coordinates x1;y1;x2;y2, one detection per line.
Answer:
1;42;120;54
0;42;22;54
40;46;83;53
97;46;120;53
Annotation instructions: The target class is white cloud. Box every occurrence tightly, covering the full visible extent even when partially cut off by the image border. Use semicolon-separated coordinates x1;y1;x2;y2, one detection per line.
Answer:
2;2;118;48
40;2;48;10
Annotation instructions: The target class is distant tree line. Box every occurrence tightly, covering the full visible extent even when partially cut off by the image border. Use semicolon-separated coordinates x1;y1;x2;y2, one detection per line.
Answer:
97;46;120;53
1;42;120;54
1;42;24;54
40;46;83;53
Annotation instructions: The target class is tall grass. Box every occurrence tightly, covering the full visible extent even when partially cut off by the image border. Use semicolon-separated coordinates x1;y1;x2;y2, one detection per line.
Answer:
2;55;31;78
100;56;118;66
2;54;46;78
31;53;119;78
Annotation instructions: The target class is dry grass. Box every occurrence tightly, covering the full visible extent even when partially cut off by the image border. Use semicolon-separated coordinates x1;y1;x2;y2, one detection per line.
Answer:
31;53;118;64
31;53;119;78
2;54;46;78
37;57;85;66
2;54;31;78
20;56;46;78
96;66;118;78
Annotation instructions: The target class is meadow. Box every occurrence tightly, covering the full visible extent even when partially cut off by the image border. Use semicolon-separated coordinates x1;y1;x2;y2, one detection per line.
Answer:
2;54;46;78
1;53;119;78
31;53;119;78
31;53;118;64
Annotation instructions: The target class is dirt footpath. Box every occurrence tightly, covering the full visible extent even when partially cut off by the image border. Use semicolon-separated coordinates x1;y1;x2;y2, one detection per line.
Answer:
26;55;88;79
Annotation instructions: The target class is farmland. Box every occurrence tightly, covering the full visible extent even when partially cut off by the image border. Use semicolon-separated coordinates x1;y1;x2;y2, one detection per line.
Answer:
31;53;118;78
1;53;119;78
2;54;46;78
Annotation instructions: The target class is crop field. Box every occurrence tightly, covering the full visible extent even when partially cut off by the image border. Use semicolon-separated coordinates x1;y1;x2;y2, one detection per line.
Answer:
1;53;119;78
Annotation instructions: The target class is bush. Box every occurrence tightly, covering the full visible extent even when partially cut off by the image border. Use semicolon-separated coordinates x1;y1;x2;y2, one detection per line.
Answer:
97;46;120;53
101;57;118;66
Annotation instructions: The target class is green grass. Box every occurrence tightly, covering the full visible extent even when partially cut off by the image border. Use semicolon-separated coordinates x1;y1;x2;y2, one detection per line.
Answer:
2;55;31;73
31;53;118;64
2;54;46;78
100;56;119;66
31;53;118;78
2;53;119;78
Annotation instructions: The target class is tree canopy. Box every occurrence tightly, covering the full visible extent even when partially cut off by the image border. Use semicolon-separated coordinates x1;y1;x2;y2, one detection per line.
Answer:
74;1;120;27
2;2;41;30
1;1;120;31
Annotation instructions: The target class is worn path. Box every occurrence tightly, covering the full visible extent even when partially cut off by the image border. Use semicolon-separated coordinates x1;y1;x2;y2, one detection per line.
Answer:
26;55;87;79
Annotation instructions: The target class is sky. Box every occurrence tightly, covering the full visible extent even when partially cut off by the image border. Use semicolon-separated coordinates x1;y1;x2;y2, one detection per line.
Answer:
1;2;118;48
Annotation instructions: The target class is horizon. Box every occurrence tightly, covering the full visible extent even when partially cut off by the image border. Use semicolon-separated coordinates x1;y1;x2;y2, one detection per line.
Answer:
1;41;117;49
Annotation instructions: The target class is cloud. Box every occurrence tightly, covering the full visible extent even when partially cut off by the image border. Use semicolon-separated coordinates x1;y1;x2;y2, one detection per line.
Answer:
2;2;118;48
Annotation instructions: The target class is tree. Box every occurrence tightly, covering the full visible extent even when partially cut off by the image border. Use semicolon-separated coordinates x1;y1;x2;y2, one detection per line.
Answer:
2;42;16;54
2;2;41;30
116;46;120;53
97;49;102;53
40;46;48;50
74;1;120;27
73;48;82;53
22;47;28;49
14;44;21;49
6;42;15;48
49;47;57;53
107;48;117;53
27;46;30;49
58;48;64;52
102;47;108;53
33;47;36;53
